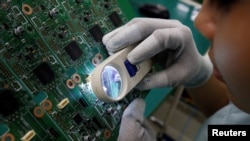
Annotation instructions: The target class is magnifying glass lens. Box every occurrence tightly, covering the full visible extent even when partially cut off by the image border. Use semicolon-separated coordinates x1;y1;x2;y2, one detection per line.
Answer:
101;65;122;99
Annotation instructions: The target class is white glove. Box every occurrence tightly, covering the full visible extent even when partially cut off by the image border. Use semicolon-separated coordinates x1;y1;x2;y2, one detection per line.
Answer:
103;18;213;89
118;98;156;141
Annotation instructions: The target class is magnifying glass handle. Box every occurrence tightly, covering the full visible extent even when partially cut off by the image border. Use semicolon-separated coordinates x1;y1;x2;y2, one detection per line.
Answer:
90;45;152;102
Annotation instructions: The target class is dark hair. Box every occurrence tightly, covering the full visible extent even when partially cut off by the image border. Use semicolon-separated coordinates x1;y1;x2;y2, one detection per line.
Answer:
210;0;237;12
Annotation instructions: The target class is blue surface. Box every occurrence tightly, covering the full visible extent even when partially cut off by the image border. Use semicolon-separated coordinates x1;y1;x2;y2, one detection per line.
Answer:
124;60;138;77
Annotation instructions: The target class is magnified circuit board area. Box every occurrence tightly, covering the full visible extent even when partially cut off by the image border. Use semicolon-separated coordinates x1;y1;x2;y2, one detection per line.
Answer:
101;65;122;99
0;0;147;141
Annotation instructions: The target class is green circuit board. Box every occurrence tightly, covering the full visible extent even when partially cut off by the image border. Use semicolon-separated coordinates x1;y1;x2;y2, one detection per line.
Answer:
0;0;147;141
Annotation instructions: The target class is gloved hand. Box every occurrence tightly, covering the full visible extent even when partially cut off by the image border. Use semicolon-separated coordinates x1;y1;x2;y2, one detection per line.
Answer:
118;98;156;141
103;18;213;89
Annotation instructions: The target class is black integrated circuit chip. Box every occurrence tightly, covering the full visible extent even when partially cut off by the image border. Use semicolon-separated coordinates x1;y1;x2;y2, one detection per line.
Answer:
109;11;122;27
89;24;104;42
79;98;88;107
65;41;83;61
0;90;19;116
73;113;83;124
33;62;55;85
93;117;104;129
47;127;59;138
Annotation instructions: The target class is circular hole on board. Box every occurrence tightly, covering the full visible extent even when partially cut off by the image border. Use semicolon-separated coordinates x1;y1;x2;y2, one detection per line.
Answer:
66;79;75;89
95;53;103;61
1;133;15;141
72;73;81;84
22;4;33;15
42;99;53;111
92;58;98;66
33;106;45;118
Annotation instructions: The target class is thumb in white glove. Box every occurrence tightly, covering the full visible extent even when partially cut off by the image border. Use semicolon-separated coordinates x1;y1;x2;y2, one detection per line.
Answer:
103;18;213;89
118;98;156;141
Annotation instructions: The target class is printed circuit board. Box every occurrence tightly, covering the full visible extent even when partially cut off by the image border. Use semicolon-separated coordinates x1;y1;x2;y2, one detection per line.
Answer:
0;0;147;140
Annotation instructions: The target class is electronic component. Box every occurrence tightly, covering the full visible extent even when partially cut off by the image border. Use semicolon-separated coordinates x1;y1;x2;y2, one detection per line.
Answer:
109;11;122;27
90;45;152;102
64;41;83;61
66;79;75;89
103;0;110;9
83;11;91;22
14;26;25;37
22;4;33;15
33;62;55;85
72;73;81;84
11;79;22;90
49;8;58;18
47;127;59;138
73;113;83;125
0;90;19;117
21;130;36;141
106;107;114;114
89;24;104;42
58;31;67;39
41;99;53;111
33;106;44;118
92;53;104;66
57;98;69;109
0;1;147;140
104;129;112;140
75;0;82;4
83;135;93;141
1;132;15;141
93;117;104;129
78;98;88;107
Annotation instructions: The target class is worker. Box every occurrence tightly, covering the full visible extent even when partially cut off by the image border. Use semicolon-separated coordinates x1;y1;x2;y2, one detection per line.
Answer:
102;0;250;140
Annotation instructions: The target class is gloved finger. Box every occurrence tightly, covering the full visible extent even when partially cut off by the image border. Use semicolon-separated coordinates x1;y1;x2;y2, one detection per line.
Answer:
119;99;156;141
141;119;157;140
122;98;145;123
103;18;183;53
118;117;156;141
103;22;148;53
135;58;198;90
102;25;126;47
127;27;190;65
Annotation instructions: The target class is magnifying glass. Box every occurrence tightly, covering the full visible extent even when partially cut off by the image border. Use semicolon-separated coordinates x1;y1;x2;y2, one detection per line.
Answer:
90;45;152;102
101;65;122;99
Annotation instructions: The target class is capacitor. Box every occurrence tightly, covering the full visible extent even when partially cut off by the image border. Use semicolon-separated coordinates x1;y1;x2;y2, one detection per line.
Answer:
83;135;93;141
83;11;91;22
49;8;58;17
106;107;113;114
14;26;24;36
104;129;112;140
58;31;67;39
